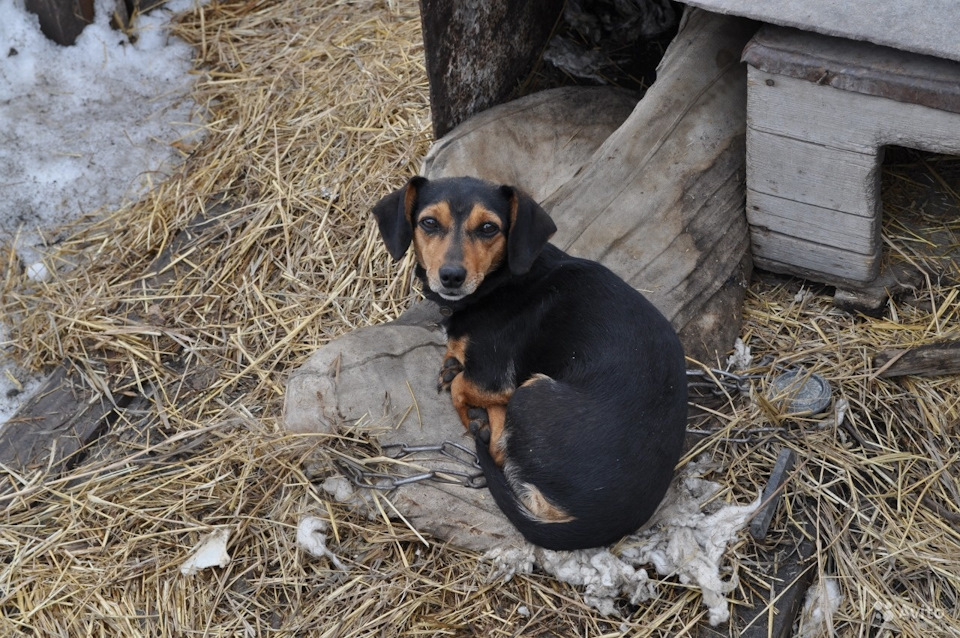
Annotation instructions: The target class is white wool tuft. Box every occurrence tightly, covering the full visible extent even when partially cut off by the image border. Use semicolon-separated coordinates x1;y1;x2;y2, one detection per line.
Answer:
798;577;843;637
726;337;753;371
485;460;760;625
296;516;347;570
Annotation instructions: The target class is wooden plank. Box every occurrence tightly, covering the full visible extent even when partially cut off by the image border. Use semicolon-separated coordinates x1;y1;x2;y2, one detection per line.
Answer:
418;0;562;138
749;448;796;541
746;189;879;254
873;340;960;378
740;518;818;638
743;26;960;115
751;226;880;283
0;367;118;473
682;0;960;65
747;70;960;156
746;127;879;217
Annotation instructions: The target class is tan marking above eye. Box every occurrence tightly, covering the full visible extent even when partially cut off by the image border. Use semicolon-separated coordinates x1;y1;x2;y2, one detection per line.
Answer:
417;202;453;230
466;205;503;237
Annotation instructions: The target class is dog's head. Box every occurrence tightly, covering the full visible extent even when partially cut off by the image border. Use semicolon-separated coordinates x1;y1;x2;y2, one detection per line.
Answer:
372;176;556;302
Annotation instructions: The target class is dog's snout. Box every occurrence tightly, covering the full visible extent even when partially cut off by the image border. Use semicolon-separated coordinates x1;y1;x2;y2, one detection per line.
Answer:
439;264;467;289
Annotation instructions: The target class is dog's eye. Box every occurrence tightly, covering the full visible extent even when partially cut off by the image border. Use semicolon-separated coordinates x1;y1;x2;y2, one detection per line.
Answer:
418;217;439;232
477;222;500;237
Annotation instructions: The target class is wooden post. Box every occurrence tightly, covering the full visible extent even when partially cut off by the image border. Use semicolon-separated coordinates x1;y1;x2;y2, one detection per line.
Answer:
418;0;562;137
24;0;95;46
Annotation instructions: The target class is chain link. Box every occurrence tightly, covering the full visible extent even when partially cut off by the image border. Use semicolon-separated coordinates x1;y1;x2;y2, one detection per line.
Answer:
686;356;783;396
335;440;486;491
686;367;761;395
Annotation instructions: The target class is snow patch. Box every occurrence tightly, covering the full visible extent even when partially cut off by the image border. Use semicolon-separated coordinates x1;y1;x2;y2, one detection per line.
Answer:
0;0;206;428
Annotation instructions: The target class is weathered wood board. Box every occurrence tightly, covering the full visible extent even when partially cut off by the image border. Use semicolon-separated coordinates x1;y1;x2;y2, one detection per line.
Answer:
739;518;817;638
874;340;960;378
682;0;960;64
0;366;118;473
747;73;960;156
539;10;757;363
750;229;881;288
747;191;878;255
747;128;880;218
743;27;960;285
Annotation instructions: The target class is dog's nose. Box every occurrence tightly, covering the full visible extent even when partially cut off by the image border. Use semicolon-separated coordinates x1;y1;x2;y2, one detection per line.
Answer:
439;264;466;289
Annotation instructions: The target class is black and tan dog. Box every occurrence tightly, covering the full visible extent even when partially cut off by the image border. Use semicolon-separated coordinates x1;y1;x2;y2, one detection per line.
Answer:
373;176;688;550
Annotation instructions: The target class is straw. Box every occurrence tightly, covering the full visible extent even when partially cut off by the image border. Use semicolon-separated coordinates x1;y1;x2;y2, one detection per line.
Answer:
0;2;958;635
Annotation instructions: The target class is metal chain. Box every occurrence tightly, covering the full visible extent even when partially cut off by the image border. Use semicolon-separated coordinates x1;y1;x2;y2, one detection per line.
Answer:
686;367;761;395
337;365;768;491
686;356;782;396
336;440;486;491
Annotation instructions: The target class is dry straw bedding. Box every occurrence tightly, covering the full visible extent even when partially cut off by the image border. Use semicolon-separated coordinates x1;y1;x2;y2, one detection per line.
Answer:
1;1;959;635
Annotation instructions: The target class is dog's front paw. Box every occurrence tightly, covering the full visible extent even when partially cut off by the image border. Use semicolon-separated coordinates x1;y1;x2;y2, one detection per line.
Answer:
437;356;464;393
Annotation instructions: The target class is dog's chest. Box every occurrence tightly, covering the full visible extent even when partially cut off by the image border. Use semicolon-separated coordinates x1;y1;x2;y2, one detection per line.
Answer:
446;308;528;391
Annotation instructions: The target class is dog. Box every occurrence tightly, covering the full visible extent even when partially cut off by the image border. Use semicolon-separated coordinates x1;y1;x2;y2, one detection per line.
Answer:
372;176;688;550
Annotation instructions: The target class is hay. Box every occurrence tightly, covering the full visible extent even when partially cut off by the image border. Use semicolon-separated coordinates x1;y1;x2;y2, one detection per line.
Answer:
1;1;959;635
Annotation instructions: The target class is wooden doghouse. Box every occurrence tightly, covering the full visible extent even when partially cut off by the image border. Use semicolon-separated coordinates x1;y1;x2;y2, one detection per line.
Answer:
742;27;960;286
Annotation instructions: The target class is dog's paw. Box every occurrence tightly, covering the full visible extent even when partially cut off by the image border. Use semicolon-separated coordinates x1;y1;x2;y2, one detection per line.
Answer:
437;357;464;393
467;407;490;441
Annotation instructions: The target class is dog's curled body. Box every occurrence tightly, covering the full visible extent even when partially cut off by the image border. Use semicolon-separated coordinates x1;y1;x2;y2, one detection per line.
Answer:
373;176;688;551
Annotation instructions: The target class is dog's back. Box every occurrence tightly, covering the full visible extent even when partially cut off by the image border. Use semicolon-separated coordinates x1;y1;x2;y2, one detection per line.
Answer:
456;245;688;550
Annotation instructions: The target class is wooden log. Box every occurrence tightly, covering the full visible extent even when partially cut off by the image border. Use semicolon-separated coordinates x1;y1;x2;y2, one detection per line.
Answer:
422;86;639;203
873;340;960;378
418;0;562;138
749;448;796;541
540;9;758;363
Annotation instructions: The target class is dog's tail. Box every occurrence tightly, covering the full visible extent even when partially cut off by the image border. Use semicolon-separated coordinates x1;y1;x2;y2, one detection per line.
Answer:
473;431;609;551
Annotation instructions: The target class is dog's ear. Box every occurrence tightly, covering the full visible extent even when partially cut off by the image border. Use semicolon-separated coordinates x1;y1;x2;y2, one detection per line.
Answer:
501;185;557;275
372;176;427;260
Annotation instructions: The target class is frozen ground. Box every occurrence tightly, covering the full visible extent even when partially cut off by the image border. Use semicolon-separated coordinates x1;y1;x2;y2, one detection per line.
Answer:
0;0;205;425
